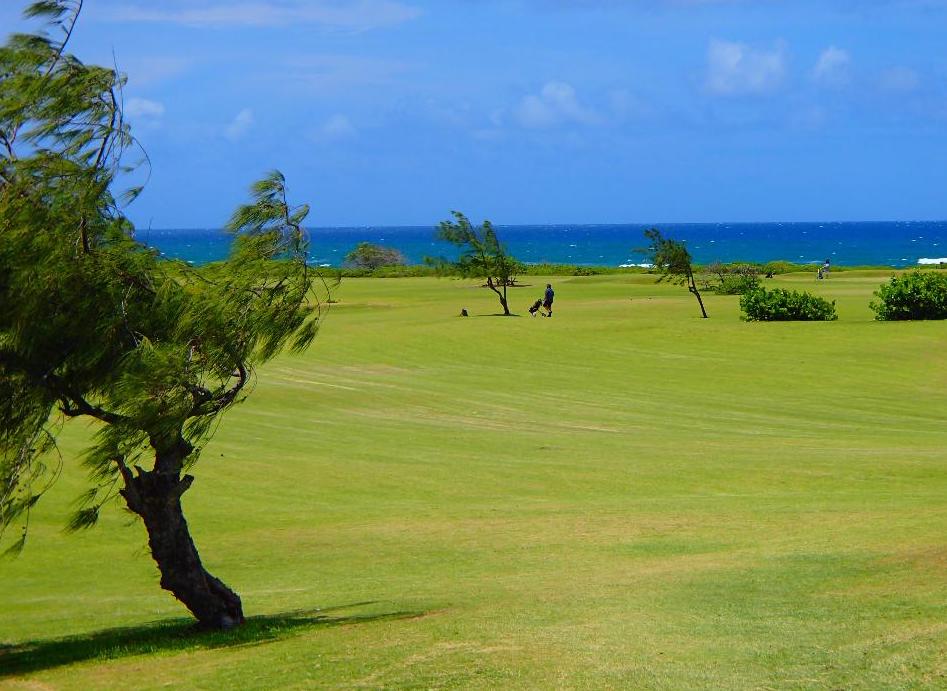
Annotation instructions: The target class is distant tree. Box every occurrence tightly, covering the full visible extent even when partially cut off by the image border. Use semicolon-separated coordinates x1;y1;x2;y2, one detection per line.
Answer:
639;228;708;318
706;262;761;295
432;211;522;316
344;242;406;270
0;2;328;629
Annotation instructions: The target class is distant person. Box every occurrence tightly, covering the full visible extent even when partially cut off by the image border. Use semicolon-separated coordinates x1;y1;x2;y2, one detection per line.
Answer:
822;258;831;276
542;283;555;317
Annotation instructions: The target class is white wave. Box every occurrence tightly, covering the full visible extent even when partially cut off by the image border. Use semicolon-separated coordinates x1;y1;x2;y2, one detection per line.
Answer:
917;257;947;265
619;263;652;268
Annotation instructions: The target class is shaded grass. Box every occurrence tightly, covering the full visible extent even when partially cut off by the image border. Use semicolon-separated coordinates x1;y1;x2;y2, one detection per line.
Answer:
0;604;425;678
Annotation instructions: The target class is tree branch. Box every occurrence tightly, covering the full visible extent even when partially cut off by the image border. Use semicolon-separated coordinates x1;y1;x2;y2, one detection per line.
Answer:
191;361;248;417
43;0;84;79
58;393;124;425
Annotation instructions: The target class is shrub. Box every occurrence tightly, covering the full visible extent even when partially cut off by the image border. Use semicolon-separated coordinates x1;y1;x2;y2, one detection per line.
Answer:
870;271;947;320
740;287;838;321
717;273;761;295
572;266;598;276
761;260;805;276
702;262;761;294
344;242;406;270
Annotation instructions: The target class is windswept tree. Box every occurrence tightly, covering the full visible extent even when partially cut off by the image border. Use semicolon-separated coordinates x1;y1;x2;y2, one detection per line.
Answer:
639;228;708;318
344;242;406;270
432;211;521;316
0;2;328;629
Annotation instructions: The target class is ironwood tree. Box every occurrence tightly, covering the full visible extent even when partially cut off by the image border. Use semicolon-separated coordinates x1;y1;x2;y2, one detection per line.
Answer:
0;1;328;629
433;211;521;316
344;242;406;270
640;228;708;318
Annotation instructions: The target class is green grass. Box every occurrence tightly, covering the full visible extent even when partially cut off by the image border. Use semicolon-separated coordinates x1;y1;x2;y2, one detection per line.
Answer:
2;272;946;689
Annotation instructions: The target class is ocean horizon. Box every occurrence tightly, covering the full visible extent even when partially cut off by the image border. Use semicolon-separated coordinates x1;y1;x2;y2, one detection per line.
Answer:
139;220;947;269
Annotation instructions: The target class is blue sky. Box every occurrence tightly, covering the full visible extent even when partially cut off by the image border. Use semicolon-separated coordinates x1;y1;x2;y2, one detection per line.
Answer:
3;0;946;227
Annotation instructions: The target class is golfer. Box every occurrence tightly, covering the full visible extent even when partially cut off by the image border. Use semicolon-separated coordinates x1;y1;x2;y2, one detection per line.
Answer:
543;283;555;317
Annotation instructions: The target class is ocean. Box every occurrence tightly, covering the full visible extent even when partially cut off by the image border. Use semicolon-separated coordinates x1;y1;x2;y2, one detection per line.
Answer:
139;221;947;268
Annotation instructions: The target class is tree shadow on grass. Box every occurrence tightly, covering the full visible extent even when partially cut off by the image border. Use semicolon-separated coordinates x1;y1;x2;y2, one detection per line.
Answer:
0;601;426;678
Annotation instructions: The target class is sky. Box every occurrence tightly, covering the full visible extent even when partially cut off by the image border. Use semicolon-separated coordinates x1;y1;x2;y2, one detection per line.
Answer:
2;0;946;227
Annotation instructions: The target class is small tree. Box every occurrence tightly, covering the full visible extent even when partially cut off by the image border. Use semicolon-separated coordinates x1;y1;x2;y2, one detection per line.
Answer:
706;262;761;295
639;228;708;318
1;2;328;629
344;242;406;270
433;211;521;315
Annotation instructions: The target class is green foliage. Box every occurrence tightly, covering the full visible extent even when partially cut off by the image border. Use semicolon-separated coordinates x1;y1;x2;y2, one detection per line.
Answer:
761;260;806;276
430;211;522;314
338;264;438;278
869;271;947;321
0;3;327;551
639;228;693;286
638;228;708;318
431;212;521;282
717;273;761;295
344;242;406;270
740;287;838;321
706;263;762;295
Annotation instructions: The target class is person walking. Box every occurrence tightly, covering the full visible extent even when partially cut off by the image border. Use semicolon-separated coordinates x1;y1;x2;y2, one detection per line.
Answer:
542;283;555;317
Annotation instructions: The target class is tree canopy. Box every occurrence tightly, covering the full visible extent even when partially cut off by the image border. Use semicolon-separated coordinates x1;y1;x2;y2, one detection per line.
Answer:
0;1;328;629
639;228;708;318
432;211;521;316
344;242;406;270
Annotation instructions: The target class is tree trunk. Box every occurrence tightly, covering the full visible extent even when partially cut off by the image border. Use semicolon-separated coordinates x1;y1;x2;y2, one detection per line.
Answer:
119;439;244;630
688;277;709;319
487;277;511;315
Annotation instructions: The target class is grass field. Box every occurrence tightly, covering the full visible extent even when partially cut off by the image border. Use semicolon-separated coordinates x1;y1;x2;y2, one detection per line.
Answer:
2;272;946;689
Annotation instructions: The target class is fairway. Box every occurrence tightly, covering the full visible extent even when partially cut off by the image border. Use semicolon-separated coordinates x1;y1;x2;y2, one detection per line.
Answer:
2;272;946;689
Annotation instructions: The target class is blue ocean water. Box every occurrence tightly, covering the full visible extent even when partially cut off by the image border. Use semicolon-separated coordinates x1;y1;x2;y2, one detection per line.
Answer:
139;221;947;268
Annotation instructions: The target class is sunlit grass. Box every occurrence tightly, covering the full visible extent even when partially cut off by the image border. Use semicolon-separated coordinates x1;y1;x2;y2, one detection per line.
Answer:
2;272;945;689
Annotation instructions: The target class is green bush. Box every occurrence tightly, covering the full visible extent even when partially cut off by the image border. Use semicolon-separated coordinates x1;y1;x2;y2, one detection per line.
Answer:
740;287;838;321
870;271;947;320
337;264;439;278
761;260;805;276
571;266;598;276
717;272;761;295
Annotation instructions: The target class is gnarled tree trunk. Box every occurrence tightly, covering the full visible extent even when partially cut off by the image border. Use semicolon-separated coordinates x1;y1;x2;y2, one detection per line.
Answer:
487;277;511;315
687;271;709;319
119;437;244;630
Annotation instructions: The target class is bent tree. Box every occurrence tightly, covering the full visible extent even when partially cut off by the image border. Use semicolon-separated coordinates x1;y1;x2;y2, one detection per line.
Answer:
0;2;327;629
640;228;709;318
434;211;521;315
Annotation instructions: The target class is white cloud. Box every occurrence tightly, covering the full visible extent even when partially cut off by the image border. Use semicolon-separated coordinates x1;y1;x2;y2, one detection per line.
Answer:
125;97;165;120
321;114;357;141
705;39;787;96
104;1;421;30
812;46;851;87
879;66;920;92
224;109;254;140
513;81;600;128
